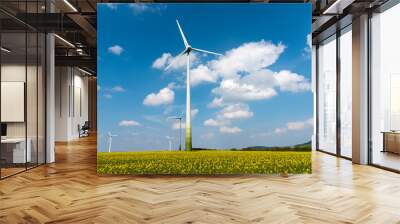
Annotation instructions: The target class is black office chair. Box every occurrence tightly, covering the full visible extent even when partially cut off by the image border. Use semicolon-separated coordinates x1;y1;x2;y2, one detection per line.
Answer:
78;121;90;138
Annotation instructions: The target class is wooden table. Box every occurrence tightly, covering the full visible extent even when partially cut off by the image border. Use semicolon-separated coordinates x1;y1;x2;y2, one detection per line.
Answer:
381;131;400;154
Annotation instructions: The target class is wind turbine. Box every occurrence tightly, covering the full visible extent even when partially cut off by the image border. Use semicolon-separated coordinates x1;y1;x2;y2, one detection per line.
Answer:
107;132;117;153
165;19;222;151
166;136;174;151
168;115;182;151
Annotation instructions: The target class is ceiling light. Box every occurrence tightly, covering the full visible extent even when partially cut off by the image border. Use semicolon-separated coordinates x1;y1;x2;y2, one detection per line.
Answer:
63;0;78;12
323;0;354;15
54;34;75;48
1;47;11;53
78;67;93;76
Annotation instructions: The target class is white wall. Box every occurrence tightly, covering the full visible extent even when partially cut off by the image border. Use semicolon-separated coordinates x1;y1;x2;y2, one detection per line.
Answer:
55;67;89;141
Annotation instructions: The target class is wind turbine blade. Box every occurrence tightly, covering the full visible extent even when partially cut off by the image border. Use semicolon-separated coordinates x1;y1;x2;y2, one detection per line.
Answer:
176;19;189;48
164;49;186;71
192;47;222;56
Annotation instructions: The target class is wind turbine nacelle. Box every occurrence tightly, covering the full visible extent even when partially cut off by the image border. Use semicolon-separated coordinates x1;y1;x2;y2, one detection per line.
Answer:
184;46;192;54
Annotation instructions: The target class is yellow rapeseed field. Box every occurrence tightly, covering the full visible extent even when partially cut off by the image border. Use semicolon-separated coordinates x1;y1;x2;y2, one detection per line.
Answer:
97;150;311;175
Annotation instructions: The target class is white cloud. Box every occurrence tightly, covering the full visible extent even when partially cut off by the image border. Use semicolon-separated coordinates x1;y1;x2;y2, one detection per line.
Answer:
188;40;309;107
97;85;101;91
167;82;184;90
105;3;117;10
129;3;149;13
274;128;287;134
263;117;313;136
307;34;312;49
190;64;217;86
111;85;125;92
129;3;166;15
287;118;313;130
212;71;278;102
204;118;229;127
204;119;219;127
209;40;285;79
119;120;141;127
191;108;199;118
143;87;175;106
152;53;172;69
274;70;311;92
218;103;253;120
303;34;312;56
208;97;224;108
108;45;123;55
172;121;185;130
103;94;112;99
152;52;198;71
219;126;242;134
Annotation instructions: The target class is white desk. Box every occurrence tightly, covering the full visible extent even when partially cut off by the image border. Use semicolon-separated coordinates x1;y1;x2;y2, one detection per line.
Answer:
1;138;31;163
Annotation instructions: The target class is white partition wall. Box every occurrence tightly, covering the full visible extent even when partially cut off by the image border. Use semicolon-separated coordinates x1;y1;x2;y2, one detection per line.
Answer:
55;67;89;141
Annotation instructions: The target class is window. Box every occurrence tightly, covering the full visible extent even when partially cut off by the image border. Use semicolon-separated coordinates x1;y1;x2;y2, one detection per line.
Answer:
317;35;337;154
370;3;400;171
339;26;352;158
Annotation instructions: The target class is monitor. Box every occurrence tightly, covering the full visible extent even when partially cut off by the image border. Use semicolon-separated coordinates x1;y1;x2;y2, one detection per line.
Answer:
1;123;7;137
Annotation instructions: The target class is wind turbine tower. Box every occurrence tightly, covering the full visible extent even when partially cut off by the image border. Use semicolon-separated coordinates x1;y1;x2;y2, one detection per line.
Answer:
166;136;174;151
107;132;118;153
165;19;221;151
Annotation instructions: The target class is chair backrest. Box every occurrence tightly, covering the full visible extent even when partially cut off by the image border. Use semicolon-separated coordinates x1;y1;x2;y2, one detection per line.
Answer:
82;121;90;129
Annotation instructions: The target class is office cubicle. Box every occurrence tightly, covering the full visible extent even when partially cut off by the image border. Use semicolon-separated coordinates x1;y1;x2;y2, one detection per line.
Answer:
0;1;46;179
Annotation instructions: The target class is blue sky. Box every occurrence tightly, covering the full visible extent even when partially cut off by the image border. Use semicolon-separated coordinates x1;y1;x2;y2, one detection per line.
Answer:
98;3;312;152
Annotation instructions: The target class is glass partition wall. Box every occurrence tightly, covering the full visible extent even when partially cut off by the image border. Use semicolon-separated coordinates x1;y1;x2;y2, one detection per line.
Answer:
315;0;400;171
339;26;352;159
0;2;46;179
317;35;337;154
316;25;353;159
370;3;400;171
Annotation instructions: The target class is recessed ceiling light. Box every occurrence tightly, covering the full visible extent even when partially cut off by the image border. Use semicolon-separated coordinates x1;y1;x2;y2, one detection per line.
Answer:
63;0;78;12
78;67;93;76
1;47;11;53
322;0;354;15
54;34;75;48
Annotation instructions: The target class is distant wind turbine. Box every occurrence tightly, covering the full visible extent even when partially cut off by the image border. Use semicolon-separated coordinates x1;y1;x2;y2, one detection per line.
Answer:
166;136;174;151
168;115;182;151
107;132;117;153
165;19;222;151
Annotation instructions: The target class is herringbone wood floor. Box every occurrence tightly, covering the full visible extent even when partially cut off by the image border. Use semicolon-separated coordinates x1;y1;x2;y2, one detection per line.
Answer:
1;136;400;224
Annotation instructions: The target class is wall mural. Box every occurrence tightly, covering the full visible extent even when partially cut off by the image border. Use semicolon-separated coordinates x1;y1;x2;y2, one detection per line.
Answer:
97;3;313;175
